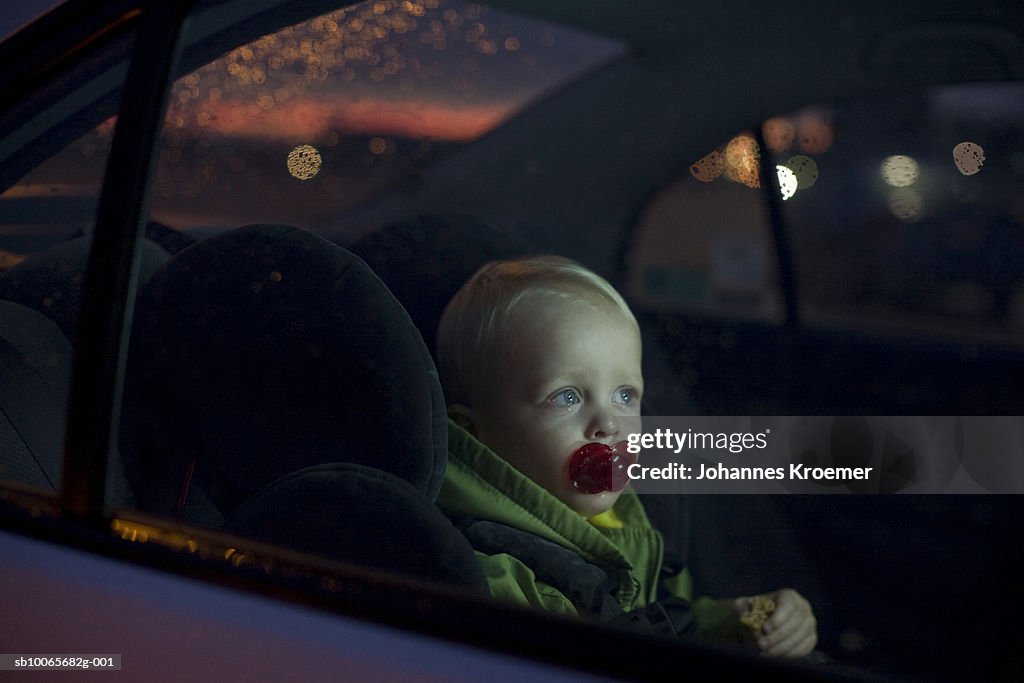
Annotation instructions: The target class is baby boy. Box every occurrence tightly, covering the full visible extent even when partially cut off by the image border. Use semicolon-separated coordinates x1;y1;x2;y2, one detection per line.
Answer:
436;255;816;657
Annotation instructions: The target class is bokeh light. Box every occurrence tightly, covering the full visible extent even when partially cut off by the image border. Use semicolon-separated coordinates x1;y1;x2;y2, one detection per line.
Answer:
880;155;919;187
724;134;760;189
776;165;797;200
785;154;818;190
953;142;985;176
762;117;795;153
888;187;924;221
287;144;322;179
0;250;25;269
689;150;723;182
796;113;833;154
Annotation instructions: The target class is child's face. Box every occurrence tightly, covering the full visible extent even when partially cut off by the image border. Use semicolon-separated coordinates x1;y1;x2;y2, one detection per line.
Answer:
469;300;643;517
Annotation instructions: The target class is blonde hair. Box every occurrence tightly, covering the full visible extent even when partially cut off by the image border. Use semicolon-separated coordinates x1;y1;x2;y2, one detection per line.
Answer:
437;255;638;405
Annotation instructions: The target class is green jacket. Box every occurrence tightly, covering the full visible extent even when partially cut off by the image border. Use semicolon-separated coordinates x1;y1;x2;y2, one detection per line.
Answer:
438;421;734;633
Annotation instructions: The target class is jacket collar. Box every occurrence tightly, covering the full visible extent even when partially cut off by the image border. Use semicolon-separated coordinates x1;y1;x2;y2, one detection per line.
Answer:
438;419;650;575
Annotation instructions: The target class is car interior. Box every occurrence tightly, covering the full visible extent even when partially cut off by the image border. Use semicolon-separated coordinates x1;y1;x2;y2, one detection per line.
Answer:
1;0;1022;681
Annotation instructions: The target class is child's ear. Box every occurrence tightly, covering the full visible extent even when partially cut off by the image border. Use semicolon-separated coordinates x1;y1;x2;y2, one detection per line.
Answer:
447;404;479;436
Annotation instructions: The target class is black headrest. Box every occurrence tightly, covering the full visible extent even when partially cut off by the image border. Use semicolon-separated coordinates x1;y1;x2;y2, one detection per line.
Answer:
0;233;171;341
227;463;486;590
349;214;531;359
0;300;72;491
122;224;447;519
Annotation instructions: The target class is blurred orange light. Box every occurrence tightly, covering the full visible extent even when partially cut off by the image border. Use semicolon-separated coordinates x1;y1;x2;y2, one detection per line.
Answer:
724;134;760;189
796;114;833;154
762;117;795;153
287;144;322;180
690;150;723;182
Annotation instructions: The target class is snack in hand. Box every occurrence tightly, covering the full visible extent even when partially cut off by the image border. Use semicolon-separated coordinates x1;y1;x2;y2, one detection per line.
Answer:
740;595;776;635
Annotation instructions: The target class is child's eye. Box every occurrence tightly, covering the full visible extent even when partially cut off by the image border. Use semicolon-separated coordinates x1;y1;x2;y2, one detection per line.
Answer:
549;388;581;408
613;387;640;406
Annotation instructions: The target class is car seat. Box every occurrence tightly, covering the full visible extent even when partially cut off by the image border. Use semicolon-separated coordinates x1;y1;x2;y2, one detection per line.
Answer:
120;224;484;588
0;230;173;495
0;300;72;491
0;231;173;342
349;213;532;360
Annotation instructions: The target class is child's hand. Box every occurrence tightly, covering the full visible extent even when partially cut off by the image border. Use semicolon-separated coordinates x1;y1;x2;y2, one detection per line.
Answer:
733;588;817;657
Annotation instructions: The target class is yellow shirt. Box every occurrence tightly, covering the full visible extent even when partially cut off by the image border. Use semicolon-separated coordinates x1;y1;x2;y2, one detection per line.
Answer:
588;507;624;529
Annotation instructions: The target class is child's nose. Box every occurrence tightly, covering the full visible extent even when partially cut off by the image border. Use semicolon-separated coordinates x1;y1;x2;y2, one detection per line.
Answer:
586;410;620;441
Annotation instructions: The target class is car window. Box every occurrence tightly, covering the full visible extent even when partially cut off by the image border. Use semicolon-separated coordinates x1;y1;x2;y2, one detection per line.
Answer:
627;83;1024;344
116;0;629;585
0;25;135;255
148;0;623;238
0;20;137;494
625;136;784;324
770;83;1024;344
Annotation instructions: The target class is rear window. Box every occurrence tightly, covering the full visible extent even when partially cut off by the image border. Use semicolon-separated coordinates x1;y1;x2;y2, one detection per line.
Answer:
775;83;1024;344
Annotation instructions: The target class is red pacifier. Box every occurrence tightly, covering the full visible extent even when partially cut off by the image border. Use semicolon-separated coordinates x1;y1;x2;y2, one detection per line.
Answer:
569;441;635;494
